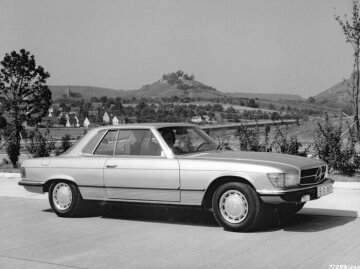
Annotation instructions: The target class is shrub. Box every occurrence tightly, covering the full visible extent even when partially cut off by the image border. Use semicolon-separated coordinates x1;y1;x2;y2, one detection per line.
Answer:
26;128;55;158
237;123;272;152
60;134;73;153
272;124;307;156
314;114;360;176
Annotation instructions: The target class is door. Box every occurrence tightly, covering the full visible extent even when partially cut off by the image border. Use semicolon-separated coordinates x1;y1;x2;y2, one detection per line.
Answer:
102;129;180;202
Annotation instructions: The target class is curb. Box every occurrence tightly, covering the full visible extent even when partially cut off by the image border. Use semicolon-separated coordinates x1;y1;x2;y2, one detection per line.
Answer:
0;172;20;178
333;182;360;190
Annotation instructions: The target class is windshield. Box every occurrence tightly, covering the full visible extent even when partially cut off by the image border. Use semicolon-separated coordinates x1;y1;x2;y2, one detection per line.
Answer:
158;126;217;155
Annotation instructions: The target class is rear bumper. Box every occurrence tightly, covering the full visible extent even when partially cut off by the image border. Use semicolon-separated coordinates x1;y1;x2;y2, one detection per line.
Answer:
18;180;45;194
258;178;334;204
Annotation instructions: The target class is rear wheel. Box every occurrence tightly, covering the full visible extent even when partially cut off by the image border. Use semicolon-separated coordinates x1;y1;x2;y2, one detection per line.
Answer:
212;182;264;232
49;181;83;217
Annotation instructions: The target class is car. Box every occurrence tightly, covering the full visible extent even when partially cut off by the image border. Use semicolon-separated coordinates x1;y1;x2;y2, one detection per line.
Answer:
19;123;333;232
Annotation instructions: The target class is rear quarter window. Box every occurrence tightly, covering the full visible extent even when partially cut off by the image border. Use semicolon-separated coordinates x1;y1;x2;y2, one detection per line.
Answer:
81;130;106;154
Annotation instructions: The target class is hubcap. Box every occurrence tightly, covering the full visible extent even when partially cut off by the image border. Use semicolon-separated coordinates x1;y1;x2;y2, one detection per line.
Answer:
52;183;72;211
219;190;248;224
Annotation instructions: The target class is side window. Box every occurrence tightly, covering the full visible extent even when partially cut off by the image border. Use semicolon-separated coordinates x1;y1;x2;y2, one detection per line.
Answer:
81;130;106;154
93;130;118;155
139;130;162;156
114;130;132;155
114;129;162;156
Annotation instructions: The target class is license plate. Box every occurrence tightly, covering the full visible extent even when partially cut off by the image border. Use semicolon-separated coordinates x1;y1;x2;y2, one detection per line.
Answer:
317;184;333;197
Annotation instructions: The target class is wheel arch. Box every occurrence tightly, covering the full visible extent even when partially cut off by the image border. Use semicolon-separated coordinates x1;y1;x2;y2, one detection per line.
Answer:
201;176;256;210
43;176;77;192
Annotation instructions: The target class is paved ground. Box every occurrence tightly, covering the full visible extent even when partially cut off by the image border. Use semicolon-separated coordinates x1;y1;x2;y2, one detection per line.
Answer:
1;177;360;269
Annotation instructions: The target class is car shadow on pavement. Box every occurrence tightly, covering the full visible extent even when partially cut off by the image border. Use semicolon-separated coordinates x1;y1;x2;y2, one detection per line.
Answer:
258;209;358;233
100;203;219;227
42;204;358;232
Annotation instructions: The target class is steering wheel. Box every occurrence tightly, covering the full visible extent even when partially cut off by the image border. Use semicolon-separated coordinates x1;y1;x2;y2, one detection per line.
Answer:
196;142;210;151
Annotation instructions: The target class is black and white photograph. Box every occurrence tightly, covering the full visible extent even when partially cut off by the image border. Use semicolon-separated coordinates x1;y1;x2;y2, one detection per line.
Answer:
0;0;360;268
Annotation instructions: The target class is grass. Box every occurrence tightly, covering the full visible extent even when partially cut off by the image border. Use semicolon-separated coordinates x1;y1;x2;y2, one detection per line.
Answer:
329;172;360;182
0;163;20;173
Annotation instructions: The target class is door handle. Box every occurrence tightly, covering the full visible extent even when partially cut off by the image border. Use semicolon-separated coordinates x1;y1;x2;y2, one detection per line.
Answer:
106;164;117;168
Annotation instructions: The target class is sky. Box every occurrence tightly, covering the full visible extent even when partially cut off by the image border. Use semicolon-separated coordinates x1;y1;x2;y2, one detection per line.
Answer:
0;0;356;97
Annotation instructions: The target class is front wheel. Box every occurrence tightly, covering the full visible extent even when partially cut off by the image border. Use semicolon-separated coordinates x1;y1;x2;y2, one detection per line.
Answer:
49;181;83;217
212;182;264;232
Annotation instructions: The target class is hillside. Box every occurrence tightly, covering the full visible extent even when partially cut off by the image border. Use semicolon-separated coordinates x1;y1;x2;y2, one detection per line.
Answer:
314;79;351;108
48;71;343;113
49;85;129;100
132;79;225;99
227;92;303;101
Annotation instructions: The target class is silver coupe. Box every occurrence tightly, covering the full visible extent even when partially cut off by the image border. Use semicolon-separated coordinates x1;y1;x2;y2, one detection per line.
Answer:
19;123;333;232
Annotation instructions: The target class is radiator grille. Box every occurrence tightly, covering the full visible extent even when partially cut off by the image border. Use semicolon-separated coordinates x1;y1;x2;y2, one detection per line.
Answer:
300;166;326;185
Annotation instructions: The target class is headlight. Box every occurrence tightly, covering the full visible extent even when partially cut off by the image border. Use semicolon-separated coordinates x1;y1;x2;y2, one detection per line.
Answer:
284;172;300;187
267;171;299;188
267;173;284;188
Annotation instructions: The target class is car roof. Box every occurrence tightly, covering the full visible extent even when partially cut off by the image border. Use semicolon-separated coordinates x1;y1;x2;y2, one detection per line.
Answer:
91;122;195;131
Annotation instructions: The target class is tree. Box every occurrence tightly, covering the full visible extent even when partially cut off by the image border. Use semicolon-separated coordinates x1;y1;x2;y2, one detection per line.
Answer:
247;99;259;108
335;0;360;134
0;49;51;167
0;114;7;129
100;96;108;104
307;97;315;103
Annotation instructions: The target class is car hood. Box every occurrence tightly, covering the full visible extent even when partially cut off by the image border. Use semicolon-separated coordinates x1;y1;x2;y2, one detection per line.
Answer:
180;151;325;170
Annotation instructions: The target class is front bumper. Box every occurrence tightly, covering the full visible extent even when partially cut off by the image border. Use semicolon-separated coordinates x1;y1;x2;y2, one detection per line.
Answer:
258;178;334;204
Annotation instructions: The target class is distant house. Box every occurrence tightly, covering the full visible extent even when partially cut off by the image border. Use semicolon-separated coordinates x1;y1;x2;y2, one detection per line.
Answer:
103;111;110;124
84;117;90;128
191;116;202;124
91;102;102;109
112;116;125;126
66;114;80;127
66;115;71;127
48;107;54;117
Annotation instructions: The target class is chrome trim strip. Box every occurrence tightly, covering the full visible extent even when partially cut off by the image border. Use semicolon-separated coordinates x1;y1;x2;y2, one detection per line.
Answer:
181;188;206;192
18;180;44;187
257;178;333;195
79;185;180;190
78;185;205;192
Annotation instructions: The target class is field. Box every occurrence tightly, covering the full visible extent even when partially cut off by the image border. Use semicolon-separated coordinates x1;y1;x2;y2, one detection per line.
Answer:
36;127;87;139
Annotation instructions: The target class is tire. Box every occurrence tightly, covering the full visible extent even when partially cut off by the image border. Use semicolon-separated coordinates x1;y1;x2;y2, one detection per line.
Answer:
276;203;305;215
48;181;83;217
212;182;264;232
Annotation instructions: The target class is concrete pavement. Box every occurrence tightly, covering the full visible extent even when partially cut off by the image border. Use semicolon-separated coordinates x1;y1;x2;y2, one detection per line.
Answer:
0;197;359;269
0;176;360;268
